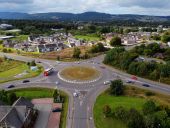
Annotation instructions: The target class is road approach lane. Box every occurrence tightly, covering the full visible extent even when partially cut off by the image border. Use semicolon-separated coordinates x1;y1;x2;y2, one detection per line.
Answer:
0;52;170;128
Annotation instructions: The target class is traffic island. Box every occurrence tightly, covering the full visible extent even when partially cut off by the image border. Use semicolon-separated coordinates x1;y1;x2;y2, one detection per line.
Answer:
58;66;101;84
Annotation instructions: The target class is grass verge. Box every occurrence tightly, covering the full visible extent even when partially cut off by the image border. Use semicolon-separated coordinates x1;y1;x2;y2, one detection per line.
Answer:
94;86;170;128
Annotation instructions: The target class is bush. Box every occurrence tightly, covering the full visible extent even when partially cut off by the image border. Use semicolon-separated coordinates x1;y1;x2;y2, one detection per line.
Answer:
114;106;128;121
143;100;157;115
110;36;122;46
110;79;124;96
103;105;112;117
8;92;17;105
2;48;7;53
145;91;155;96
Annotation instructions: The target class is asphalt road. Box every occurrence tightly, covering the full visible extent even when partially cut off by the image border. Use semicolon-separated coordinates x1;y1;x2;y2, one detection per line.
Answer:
0;53;170;128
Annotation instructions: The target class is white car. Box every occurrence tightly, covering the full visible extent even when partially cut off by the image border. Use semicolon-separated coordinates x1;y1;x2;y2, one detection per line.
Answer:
73;92;78;97
55;81;59;85
56;61;61;64
104;80;111;85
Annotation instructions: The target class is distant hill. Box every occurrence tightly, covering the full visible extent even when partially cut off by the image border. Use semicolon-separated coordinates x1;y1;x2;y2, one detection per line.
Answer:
0;11;170;22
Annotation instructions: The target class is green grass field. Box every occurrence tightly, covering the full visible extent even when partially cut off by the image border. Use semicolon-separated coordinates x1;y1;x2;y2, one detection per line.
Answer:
74;35;100;41
94;86;170;128
11;35;29;42
8;88;54;100
0;59;43;83
94;93;145;128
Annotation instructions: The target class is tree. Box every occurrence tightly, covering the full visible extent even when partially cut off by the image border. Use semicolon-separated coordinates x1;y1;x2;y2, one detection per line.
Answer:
161;34;170;43
103;105;111;117
114;106;128;121
127;108;145;128
110;79;124;96
8;92;17;105
110;36;122;46
143;100;157;115
73;47;81;58
30;60;36;66
2;48;7;53
57;56;60;61
53;89;59;99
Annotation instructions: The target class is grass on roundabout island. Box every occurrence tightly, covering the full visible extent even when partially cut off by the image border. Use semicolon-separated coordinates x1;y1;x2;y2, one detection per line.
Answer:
94;86;170;128
59;66;101;81
7;87;68;128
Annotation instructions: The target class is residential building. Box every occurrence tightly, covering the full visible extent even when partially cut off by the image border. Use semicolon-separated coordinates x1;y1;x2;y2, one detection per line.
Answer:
0;97;38;128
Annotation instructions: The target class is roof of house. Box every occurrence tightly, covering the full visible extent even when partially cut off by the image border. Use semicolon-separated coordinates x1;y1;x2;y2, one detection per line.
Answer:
0;107;23;128
12;97;34;108
0;97;34;128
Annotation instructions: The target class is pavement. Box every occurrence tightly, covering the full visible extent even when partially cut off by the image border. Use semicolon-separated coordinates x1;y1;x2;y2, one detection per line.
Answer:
0;52;170;128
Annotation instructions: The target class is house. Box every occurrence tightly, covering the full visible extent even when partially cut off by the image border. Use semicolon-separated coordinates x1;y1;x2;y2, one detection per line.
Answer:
67;37;83;47
0;24;13;30
0;97;38;128
168;42;170;47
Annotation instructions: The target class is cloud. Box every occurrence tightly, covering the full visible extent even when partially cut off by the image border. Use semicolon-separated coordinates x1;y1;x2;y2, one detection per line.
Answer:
0;0;33;4
118;0;170;9
0;0;169;16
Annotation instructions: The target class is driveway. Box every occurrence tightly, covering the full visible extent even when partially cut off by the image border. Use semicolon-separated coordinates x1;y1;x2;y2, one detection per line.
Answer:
32;98;53;128
32;98;62;128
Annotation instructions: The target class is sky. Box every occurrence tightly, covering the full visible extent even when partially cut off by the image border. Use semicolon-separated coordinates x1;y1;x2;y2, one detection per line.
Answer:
0;0;170;16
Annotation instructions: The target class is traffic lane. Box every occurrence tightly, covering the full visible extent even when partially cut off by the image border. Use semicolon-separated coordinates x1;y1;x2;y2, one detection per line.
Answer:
73;94;88;128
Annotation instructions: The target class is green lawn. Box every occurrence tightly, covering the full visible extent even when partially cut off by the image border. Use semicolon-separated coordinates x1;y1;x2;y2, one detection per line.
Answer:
74;35;100;41
94;86;170;128
94;92;146;128
0;59;43;83
11;35;29;42
8;88;54;100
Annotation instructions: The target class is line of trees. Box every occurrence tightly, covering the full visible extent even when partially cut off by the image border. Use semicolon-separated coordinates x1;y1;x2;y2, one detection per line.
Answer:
103;100;170;128
104;47;170;82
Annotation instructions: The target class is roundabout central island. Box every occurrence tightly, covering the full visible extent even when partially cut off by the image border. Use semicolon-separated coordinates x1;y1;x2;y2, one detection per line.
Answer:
58;66;101;84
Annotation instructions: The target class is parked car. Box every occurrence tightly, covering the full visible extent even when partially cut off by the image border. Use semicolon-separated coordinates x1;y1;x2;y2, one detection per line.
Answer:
23;80;30;83
142;83;150;87
7;85;15;88
52;107;62;112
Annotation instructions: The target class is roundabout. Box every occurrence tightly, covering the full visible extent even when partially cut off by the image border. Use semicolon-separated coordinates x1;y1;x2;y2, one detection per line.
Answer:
58;65;101;84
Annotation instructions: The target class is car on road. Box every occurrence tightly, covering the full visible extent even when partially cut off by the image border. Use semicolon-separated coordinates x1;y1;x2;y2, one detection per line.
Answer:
52;107;62;112
142;83;150;87
23;80;30;83
37;61;41;63
104;80;111;85
55;81;59;85
73;92;79;97
7;85;15;88
56;61;61;64
126;80;135;84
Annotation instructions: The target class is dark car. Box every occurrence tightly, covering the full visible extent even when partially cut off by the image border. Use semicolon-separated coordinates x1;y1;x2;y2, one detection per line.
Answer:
23;80;30;83
7;85;15;88
142;83;150;87
52;107;62;112
126;80;135;84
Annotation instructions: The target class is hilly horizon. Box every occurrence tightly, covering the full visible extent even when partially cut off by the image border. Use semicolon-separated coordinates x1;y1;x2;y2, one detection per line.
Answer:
0;11;170;22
